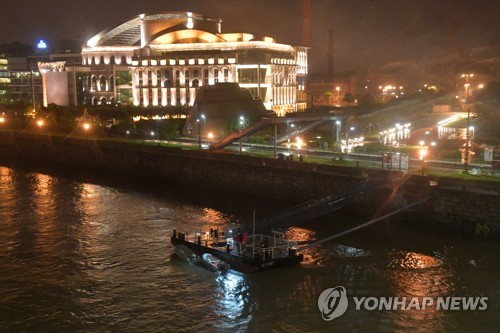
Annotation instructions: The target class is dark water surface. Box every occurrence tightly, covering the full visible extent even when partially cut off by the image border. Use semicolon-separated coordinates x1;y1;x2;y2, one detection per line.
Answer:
0;164;498;333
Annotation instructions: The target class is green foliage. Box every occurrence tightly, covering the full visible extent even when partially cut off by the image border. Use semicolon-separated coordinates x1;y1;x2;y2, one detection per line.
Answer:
343;92;356;104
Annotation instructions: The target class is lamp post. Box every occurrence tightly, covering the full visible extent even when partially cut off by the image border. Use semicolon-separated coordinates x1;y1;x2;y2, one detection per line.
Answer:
239;115;246;130
200;114;205;146
461;73;473;174
296;136;303;158
156;115;160;142
419;140;428;176
346;126;354;154
335;120;341;150
196;118;201;148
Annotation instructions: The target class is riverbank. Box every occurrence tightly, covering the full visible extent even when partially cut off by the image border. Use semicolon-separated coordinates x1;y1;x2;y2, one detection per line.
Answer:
0;131;498;238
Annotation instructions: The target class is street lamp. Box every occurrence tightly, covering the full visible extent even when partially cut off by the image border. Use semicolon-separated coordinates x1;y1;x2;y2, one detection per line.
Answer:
335;120;341;150
37;119;44;128
296;136;303;150
156;115;160;142
196;118;201;147
461;73;474;174
419;148;427;176
419;141;428;176
239;115;246;130
197;113;205;146
346;126;355;154
461;73;474;103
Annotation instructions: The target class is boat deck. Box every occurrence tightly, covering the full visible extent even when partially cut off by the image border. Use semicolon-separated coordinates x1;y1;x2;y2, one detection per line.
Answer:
171;230;303;273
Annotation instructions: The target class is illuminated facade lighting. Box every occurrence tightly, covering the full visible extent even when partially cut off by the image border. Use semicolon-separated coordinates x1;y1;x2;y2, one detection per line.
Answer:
79;11;309;114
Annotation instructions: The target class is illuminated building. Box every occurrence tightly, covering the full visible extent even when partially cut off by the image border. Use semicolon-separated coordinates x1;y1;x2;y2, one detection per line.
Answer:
0;56;10;101
80;12;308;116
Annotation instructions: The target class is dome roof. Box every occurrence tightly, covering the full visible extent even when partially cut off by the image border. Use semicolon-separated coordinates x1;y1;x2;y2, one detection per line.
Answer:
85;12;220;48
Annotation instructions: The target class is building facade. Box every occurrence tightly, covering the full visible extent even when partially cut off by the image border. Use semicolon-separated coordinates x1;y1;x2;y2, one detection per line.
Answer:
0;56;10;102
81;12;308;116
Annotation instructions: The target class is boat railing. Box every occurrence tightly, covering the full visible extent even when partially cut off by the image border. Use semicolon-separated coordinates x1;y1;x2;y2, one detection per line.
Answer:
230;235;297;260
174;230;298;261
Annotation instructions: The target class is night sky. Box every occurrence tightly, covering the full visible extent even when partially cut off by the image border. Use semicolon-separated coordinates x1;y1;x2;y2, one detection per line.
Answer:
1;0;498;73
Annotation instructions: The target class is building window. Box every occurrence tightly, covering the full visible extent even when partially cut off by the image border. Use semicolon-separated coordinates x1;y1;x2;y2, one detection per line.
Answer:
204;68;209;85
147;70;152;87
175;70;180;87
138;70;143;86
214;68;219;83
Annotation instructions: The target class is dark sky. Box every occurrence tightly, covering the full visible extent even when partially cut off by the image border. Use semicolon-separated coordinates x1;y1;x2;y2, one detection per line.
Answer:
1;0;498;73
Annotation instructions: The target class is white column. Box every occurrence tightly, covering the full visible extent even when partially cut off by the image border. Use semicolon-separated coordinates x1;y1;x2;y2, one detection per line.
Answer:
132;71;139;106
171;89;176;106
161;88;167;106
152;70;158;106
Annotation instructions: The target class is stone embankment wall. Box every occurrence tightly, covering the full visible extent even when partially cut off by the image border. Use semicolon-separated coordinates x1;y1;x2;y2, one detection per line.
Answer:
392;175;500;238
0;132;372;202
1;132;499;238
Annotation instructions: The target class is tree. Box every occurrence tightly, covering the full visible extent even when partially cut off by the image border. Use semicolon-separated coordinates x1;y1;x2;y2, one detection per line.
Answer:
343;92;356;104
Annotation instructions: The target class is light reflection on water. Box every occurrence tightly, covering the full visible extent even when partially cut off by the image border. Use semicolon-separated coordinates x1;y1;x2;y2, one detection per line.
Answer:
0;165;498;332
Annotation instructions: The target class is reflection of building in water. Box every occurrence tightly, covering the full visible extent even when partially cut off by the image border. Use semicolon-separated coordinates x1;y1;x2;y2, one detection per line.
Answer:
75;12;308;116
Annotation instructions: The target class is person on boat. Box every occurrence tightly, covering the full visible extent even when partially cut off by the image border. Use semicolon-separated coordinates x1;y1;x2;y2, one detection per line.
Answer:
233;233;242;253
261;238;268;248
242;232;247;244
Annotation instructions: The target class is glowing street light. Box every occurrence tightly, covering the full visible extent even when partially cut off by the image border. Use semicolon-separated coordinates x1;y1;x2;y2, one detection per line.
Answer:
83;123;91;131
37;119;44;128
418;140;430;176
345;126;355;154
239;115;246;130
335;120;341;150
461;73;474;105
0;116;5;123
461;73;474;173
296;137;303;150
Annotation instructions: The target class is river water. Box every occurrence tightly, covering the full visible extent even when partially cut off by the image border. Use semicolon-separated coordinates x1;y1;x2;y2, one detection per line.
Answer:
0;164;498;333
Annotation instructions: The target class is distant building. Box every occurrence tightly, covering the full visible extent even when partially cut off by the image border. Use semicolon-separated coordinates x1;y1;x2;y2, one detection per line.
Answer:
0;55;10;101
308;73;354;107
78;11;308;116
7;56;42;106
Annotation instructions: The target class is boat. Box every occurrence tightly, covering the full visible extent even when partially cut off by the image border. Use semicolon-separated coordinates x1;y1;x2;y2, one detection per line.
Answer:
171;229;304;274
201;253;230;271
175;244;200;264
